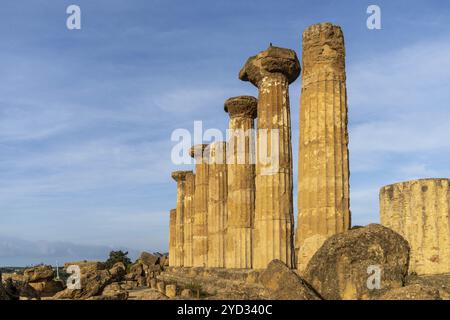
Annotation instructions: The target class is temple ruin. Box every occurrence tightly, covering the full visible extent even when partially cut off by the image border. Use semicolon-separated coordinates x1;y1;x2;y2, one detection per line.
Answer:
380;179;450;275
166;22;449;278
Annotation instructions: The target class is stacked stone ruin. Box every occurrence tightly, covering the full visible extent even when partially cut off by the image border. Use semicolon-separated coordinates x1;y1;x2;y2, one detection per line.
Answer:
168;22;449;274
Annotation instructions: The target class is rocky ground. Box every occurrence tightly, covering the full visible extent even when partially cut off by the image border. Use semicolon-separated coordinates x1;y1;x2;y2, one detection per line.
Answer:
1;224;449;300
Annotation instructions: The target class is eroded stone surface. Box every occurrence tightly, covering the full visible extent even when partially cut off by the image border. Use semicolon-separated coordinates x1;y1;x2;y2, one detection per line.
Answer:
259;260;321;300
239;46;300;86
190;144;210;267
183;172;195;267
172;170;193;266
225;96;257;269
304;224;410;300
169;209;177;267
380;178;450;275
206;142;227;268
240;46;299;269
296;22;351;272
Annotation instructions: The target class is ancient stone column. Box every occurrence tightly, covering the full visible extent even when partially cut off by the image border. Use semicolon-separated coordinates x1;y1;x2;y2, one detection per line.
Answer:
224;96;257;269
171;170;192;267
239;46;300;269
169;208;177;267
206;141;227;268
183;171;195;267
380;179;450;275
295;23;351;272
190;144;209;267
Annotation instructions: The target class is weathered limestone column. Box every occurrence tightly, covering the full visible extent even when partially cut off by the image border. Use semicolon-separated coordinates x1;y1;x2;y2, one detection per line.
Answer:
224;96;257;269
190;144;209;267
183;171;195;267
171;170;191;267
239;46;300;269
380;179;450;275
206;142;227;268
295;23;351;272
169;209;177;267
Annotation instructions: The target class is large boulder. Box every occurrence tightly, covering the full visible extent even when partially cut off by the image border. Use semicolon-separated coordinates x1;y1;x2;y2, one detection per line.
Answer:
53;267;113;299
259;260;321;300
109;262;126;282
101;282;129;300
64;261;105;274
28;280;64;297
304;224;410;300
23;265;54;283
138;252;159;267
378;284;441;300
126;263;144;281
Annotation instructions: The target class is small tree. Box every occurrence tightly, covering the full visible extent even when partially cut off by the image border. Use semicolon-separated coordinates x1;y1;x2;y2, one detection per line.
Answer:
104;250;132;269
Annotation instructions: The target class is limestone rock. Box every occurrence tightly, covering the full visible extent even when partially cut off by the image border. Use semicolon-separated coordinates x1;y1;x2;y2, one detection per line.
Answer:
379;284;441;300
380;178;450;275
23;265;54;283
138;252;159;267
126;263;144;280
127;288;168;300
53;269;113;300
180;288;194;298
102;282;129;300
109;262;126;281
304;224;410;300
406;273;450;300
157;281;165;294
165;284;177;298
28;280;64;297
259;260;321;300
64;261;105;274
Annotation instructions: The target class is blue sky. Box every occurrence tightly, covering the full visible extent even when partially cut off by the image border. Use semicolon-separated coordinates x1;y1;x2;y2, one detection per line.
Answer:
1;0;450;266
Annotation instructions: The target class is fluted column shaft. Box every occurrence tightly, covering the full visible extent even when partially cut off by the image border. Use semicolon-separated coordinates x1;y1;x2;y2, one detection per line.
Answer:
169;209;177;267
191;144;209;267
240;46;300;269
183;172;195;267
255;74;294;269
225;96;257;269
172;170;192;266
296;23;351;272
207;142;227;268
380;179;450;275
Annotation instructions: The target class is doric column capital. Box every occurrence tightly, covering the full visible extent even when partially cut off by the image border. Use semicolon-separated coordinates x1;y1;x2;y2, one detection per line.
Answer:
239;46;300;87
224;96;257;119
302;23;346;85
171;170;192;182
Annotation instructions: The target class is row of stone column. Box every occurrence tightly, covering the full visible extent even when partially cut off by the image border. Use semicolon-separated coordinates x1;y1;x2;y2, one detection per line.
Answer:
169;22;352;270
169;22;449;277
